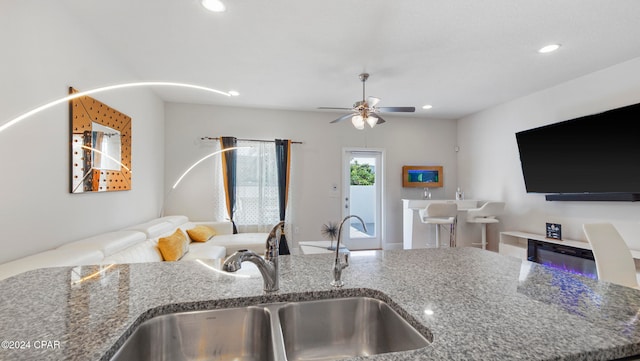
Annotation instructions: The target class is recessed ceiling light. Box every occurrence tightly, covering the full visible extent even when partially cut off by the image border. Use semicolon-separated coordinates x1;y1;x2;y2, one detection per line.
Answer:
422;105;433;110
538;44;561;54
228;90;240;96
201;0;226;12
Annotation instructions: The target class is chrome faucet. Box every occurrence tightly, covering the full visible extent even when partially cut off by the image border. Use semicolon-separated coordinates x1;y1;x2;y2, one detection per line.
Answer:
222;221;284;292
331;215;366;288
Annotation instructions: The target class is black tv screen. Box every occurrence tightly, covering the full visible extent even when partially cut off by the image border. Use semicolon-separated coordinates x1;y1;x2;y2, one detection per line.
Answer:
515;102;640;196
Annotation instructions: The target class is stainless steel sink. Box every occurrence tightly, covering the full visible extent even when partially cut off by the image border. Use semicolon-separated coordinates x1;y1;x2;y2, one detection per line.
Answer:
110;306;275;361
109;297;429;361
278;297;430;361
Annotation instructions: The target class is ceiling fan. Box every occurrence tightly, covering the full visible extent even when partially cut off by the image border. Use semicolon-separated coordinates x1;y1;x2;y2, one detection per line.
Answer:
319;73;415;129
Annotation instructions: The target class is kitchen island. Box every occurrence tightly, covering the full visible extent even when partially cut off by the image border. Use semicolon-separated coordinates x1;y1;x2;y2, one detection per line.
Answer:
1;247;640;360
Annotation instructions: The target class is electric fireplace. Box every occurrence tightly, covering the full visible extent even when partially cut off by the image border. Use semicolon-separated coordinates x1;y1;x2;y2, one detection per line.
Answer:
527;240;597;279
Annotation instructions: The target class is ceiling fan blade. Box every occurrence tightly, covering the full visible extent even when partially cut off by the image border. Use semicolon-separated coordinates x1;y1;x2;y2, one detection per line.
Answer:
366;96;381;107
372;114;386;124
318;107;353;110
377;106;416;112
330;113;357;123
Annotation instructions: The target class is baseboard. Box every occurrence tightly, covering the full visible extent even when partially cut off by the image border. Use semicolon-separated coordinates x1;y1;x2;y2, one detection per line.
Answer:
384;243;403;251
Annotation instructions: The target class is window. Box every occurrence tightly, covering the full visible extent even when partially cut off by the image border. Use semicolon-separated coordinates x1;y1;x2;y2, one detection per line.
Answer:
234;141;280;232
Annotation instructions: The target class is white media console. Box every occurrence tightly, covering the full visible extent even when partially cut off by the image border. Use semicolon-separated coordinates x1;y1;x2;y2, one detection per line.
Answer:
499;231;640;260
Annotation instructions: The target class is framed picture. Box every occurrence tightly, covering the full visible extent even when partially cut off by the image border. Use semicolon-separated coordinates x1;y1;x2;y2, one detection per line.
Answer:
402;166;443;188
70;87;132;193
546;223;562;240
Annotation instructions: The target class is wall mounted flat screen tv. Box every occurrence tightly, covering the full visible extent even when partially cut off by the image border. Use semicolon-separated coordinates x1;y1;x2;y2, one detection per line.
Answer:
515;101;640;201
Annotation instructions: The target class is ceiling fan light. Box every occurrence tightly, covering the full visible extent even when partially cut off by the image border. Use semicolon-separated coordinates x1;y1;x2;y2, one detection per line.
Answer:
351;115;365;130
366;115;378;128
367;96;381;107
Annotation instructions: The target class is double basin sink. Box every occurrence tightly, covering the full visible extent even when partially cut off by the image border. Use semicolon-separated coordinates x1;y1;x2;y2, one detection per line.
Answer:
110;296;431;361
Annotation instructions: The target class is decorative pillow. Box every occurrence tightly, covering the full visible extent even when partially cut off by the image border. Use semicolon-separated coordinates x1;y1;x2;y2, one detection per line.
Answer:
187;225;217;242
157;229;189;261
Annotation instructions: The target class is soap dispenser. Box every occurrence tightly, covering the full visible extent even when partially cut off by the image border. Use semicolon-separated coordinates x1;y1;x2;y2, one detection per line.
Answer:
455;187;464;200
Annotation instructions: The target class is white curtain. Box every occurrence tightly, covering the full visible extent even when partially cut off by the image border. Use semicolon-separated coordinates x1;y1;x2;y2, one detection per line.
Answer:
284;146;295;247
234;140;280;233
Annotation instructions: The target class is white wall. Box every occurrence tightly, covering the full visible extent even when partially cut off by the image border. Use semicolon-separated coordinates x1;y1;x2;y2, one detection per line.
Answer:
163;103;458;249
458;56;640;251
0;0;165;263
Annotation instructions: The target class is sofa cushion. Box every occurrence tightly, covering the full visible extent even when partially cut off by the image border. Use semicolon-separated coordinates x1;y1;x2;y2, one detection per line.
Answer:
182;243;226;261
159;215;189;227
157;229;189;261
124;219;175;238
193;221;234;235
186;225;217;242
57;230;146;257
207;233;267;256
179;221;196;233
0;249;104;281
101;240;163;264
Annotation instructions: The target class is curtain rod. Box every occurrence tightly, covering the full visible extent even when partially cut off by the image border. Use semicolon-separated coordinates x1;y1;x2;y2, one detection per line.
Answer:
200;136;303;144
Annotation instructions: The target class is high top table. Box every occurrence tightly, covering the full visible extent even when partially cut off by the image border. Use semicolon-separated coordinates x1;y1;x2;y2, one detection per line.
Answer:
402;199;478;249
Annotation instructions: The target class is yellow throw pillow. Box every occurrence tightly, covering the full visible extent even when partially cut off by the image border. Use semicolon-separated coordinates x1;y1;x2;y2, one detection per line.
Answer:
187;225;217;242
157;229;189;261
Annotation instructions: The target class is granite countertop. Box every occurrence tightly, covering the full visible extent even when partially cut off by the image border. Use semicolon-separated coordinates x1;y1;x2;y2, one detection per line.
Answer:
1;247;640;360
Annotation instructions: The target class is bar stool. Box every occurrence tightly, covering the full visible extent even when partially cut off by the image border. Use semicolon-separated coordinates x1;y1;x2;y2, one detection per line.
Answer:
466;201;505;250
419;202;458;248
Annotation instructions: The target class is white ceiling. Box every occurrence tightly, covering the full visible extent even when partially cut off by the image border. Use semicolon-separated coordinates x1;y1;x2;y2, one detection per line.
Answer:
60;0;640;120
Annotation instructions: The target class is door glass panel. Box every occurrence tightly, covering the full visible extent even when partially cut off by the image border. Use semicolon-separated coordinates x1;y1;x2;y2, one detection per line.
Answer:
349;156;376;239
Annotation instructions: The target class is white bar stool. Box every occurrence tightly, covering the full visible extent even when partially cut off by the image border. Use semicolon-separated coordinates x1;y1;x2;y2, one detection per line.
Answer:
419;202;458;248
466;201;505;250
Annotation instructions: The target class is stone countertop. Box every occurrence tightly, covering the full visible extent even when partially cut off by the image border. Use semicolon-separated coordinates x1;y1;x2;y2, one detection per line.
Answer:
1;248;640;360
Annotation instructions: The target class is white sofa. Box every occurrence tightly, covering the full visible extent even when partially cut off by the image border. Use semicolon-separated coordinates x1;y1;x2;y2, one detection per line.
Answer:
0;215;268;281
